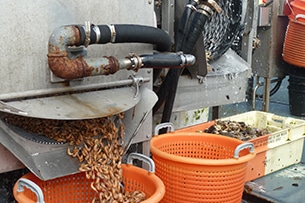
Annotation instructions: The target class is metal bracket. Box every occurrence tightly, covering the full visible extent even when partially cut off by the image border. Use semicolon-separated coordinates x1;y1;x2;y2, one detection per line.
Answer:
196;75;205;84
130;75;145;98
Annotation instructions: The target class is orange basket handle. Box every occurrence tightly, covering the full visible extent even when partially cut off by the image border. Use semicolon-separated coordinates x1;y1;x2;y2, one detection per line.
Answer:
127;153;155;173
234;142;255;158
17;178;45;203
154;122;174;135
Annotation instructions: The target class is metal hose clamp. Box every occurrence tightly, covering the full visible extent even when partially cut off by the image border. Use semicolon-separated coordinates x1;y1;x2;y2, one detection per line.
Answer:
198;4;214;18
177;51;187;67
92;24;100;44
84;21;91;47
206;0;222;14
186;4;197;11
128;52;142;71
108;24;116;43
178;52;187;67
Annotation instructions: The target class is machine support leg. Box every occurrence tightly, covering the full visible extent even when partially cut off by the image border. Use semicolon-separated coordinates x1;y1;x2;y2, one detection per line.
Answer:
211;106;220;120
263;77;271;112
141;141;151;170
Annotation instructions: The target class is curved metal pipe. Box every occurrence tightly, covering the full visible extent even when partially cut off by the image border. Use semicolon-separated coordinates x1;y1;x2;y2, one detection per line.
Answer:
48;24;174;80
48;55;131;79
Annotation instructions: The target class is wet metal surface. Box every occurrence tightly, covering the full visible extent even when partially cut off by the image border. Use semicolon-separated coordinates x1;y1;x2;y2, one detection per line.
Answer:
2;86;140;120
244;163;305;203
0;88;157;181
0;119;80;181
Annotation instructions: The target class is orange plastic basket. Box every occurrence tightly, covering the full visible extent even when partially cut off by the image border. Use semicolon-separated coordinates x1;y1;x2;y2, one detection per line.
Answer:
13;153;165;203
283;14;305;67
150;132;255;203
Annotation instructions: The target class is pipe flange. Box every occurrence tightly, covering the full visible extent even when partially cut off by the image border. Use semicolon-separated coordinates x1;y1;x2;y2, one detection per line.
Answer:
128;53;143;71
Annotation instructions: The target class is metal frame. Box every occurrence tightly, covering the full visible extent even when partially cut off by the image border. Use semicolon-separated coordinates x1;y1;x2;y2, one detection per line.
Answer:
251;0;289;111
0;0;155;175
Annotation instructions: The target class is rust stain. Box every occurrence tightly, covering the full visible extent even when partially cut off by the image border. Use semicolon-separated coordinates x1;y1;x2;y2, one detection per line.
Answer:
102;56;120;75
244;184;253;193
47;26;121;80
48;44;63;55
71;26;81;45
48;55;94;80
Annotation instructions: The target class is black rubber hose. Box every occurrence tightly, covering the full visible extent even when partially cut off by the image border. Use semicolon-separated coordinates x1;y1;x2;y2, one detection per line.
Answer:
154;0;196;84
181;11;209;53
155;8;210;123
256;77;284;98
153;69;163;84
82;24;172;52
159;67;182;123
141;53;185;68
153;2;196;115
175;0;198;51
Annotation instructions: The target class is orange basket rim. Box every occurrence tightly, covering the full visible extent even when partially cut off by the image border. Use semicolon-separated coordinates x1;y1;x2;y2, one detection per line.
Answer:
122;164;166;203
291;1;305;11
150;132;256;166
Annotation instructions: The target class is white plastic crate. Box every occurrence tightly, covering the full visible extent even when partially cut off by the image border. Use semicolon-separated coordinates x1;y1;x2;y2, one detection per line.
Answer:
220;111;305;148
176;111;305;181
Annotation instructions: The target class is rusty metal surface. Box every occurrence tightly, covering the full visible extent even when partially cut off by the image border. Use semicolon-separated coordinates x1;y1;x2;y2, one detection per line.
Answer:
48;55;122;79
0;0;154;92
0;0;153;116
48;55;93;79
47;25;123;79
0;0;155;176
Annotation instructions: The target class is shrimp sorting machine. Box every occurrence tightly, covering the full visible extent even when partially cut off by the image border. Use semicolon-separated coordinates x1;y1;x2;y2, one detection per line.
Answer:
0;0;254;181
2;0;300;202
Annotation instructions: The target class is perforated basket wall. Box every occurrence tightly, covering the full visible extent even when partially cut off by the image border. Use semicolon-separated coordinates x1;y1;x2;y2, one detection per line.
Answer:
13;164;165;203
283;16;305;68
150;133;255;203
